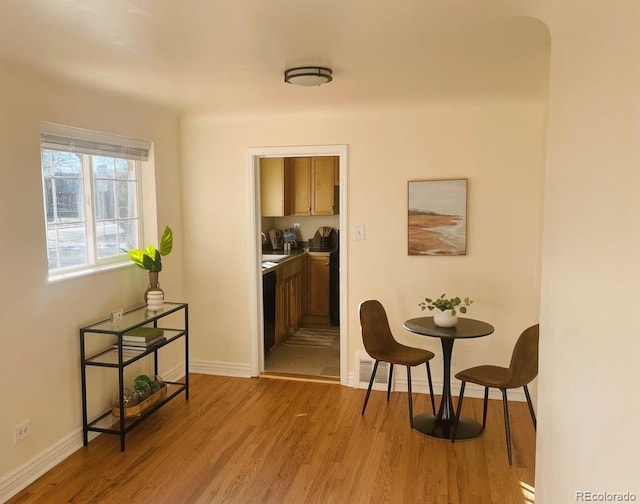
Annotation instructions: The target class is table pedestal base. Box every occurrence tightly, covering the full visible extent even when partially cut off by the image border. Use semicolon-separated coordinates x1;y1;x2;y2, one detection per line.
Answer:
412;414;483;440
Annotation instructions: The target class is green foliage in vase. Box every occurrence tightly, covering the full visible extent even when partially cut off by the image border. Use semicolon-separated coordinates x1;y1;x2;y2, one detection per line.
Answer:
419;293;473;317
128;226;173;272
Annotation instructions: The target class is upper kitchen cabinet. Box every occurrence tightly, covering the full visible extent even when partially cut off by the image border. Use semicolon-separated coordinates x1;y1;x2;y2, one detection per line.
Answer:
260;157;290;217
289;157;312;216
289;156;338;216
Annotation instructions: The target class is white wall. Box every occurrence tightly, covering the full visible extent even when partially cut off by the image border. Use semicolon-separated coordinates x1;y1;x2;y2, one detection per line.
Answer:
0;59;183;484
536;1;640;501
180;99;547;391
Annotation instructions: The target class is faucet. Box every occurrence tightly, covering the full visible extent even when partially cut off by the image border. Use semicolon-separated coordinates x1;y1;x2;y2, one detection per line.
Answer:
261;232;267;243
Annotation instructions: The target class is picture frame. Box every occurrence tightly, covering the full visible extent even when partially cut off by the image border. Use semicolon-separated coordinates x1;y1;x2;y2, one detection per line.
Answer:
408;179;467;256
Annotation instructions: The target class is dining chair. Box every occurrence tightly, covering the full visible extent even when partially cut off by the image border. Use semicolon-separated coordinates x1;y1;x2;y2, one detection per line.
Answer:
359;300;436;427
451;324;539;465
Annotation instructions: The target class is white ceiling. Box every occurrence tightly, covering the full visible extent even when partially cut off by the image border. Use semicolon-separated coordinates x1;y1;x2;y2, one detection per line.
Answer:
0;0;550;115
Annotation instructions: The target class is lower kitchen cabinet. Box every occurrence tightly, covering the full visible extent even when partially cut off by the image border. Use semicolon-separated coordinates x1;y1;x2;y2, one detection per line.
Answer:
274;254;306;344
307;252;330;318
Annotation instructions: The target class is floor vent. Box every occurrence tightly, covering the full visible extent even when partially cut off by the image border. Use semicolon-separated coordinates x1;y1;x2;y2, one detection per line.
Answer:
356;353;391;391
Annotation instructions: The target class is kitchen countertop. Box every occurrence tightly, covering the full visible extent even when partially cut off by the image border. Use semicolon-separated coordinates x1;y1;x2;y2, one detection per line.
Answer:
261;249;331;274
261;249;305;274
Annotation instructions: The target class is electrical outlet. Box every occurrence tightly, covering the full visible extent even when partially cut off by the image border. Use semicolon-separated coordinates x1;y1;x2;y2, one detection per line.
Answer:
293;223;300;230
15;420;31;442
110;309;123;323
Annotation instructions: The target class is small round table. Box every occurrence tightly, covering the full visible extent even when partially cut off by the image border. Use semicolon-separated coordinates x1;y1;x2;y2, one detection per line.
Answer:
403;317;494;440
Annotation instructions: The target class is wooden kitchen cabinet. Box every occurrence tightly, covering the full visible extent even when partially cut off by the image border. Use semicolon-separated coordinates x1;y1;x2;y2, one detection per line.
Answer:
260;157;290;217
312;157;337;215
307;252;330;318
289;156;338;216
274;254;306;344
289;157;312;216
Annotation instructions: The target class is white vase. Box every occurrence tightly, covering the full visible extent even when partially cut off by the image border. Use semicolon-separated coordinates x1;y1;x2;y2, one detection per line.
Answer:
146;290;164;311
434;309;458;328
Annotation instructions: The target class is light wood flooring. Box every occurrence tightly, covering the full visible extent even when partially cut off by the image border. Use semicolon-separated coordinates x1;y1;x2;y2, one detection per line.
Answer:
8;374;536;504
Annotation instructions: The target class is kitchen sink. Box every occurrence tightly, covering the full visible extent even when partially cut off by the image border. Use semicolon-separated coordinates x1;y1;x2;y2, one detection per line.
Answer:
262;254;288;261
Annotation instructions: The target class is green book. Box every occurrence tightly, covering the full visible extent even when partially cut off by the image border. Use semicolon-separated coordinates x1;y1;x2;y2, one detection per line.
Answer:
123;326;165;342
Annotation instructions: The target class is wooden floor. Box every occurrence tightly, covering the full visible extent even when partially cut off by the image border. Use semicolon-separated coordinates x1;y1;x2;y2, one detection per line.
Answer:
8;374;536;504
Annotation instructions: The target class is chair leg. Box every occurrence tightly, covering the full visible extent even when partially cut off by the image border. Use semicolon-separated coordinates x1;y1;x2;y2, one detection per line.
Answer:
523;385;537;430
387;363;394;402
501;389;513;465
406;366;414;428
451;381;466;443
362;360;379;416
425;361;436;414
482;387;489;430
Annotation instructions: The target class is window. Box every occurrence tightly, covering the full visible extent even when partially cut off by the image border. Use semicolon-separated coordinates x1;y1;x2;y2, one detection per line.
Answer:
40;123;152;278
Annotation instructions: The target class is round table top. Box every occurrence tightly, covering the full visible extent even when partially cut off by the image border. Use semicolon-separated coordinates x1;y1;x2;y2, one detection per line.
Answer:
403;317;494;340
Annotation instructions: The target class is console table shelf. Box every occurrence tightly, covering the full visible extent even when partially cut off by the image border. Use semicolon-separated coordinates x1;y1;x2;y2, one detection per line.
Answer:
80;302;189;451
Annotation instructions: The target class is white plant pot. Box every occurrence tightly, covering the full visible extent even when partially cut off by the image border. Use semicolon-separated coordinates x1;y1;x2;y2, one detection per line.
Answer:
146;290;164;311
434;309;458;328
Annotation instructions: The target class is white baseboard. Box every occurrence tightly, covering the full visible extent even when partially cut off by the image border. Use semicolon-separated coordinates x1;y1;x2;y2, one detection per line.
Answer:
0;429;83;503
0;362;187;503
189;360;253;378
346;372;529;402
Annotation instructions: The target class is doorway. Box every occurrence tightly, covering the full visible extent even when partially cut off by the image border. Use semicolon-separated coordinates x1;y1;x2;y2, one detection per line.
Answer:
247;145;348;385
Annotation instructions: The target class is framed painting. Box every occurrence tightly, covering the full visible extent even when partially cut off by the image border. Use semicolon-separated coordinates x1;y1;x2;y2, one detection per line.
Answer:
408;179;467;256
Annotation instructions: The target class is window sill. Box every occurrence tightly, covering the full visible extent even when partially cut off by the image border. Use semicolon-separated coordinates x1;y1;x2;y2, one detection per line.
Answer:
48;261;134;284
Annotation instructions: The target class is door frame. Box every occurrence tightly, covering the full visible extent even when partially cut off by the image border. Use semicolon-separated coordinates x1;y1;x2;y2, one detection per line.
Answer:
247;145;348;385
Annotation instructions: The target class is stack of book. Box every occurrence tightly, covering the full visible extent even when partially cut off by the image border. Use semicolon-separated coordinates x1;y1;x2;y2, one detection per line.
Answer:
113;327;166;351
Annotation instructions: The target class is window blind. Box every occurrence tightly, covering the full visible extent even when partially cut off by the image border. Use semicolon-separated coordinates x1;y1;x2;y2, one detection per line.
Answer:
40;123;151;162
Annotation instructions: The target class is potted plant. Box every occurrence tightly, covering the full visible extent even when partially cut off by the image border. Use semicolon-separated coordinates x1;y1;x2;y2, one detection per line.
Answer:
128;226;173;301
419;293;473;327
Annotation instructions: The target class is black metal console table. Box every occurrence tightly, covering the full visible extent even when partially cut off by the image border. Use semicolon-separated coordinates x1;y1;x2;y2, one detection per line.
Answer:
80;302;189;451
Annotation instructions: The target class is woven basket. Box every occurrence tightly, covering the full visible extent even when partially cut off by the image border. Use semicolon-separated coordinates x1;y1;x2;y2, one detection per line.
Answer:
112;385;167;419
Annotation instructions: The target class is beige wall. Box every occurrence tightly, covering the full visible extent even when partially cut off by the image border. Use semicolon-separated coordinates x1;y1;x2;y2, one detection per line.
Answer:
0;60;183;481
536;1;640;501
180;99;546;389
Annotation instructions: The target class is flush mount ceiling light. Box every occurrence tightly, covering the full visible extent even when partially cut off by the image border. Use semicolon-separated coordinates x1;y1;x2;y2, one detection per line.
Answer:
284;66;333;87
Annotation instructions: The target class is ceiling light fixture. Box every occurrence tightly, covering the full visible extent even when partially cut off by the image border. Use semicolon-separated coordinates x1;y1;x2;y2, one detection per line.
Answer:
284;66;333;87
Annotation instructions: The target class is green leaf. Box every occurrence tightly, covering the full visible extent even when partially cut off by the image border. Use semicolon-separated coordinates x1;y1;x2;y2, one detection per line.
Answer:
141;253;156;271
460;306;467;314
151;248;163;272
128;249;146;269
127;226;172;272
159;226;173;256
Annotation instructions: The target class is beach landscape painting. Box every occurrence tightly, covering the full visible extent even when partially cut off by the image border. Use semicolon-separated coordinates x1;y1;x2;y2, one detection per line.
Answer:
408;179;467;255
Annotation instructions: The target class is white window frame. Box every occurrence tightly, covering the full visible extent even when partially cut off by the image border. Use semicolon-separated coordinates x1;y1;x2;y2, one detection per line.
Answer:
40;123;155;282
